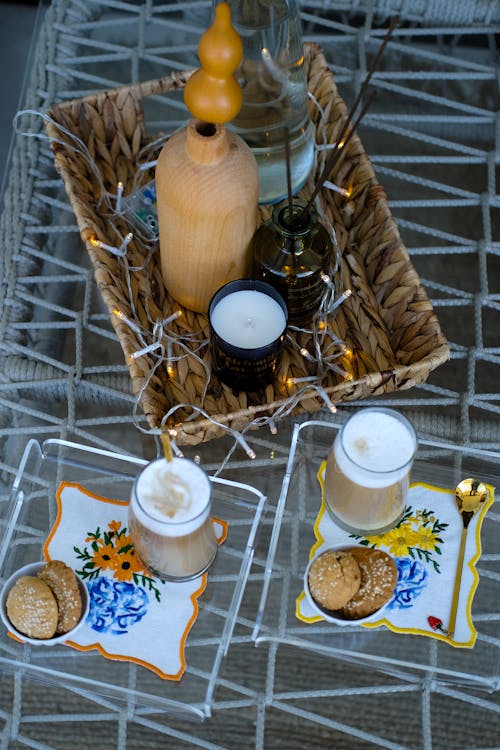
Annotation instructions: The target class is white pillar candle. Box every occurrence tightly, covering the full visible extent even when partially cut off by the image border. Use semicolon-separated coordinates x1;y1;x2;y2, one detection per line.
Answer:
210;289;287;349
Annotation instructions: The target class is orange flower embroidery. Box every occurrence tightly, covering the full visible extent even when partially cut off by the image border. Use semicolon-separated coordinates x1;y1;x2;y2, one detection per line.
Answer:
112;548;147;581
91;542;118;571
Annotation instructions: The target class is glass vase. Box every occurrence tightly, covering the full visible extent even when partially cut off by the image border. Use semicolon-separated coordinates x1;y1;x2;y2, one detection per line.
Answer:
214;0;315;205
252;198;333;326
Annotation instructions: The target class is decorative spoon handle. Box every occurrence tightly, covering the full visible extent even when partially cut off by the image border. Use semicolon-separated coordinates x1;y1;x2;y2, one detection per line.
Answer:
448;526;468;638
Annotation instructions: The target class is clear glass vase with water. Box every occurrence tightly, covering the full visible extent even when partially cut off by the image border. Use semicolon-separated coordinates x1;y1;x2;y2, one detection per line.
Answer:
215;0;315;204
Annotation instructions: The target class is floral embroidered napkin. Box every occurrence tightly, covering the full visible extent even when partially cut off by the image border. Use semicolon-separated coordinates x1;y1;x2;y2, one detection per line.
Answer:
43;482;227;680
296;462;494;648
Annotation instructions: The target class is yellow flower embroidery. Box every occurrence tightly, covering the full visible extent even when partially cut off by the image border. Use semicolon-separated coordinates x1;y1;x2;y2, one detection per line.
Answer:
383;523;420;557
75;520;164;601
406;514;421;526
412;525;439;551
353;505;448;574
363;533;384;547
116;531;133;548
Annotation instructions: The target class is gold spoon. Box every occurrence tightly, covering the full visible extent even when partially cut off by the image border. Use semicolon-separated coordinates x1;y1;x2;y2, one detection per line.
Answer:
448;478;488;638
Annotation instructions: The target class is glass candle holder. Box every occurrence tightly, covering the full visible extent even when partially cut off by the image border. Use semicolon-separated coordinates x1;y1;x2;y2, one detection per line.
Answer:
252;198;333;326
129;457;218;581
209;279;288;391
324;408;418;536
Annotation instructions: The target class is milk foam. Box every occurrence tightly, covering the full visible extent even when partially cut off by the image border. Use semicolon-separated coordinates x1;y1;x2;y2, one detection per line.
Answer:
133;457;211;537
334;410;416;488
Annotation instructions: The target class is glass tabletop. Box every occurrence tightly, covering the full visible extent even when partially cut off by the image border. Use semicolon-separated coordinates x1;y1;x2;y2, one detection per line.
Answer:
0;437;266;720
254;420;500;691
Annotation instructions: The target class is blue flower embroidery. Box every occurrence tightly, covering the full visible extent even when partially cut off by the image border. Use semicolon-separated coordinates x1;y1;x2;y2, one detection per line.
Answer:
86;577;149;635
388;557;428;610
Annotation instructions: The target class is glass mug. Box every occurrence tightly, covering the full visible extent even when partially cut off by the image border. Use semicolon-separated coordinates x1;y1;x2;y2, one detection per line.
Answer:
324;408;418;535
129;457;218;581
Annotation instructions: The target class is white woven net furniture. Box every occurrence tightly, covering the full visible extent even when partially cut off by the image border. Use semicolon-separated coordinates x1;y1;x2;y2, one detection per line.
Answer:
0;1;498;748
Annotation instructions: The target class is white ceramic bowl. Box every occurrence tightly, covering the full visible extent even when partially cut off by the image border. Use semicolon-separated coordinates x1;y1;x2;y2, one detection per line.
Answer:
0;561;89;646
303;545;395;625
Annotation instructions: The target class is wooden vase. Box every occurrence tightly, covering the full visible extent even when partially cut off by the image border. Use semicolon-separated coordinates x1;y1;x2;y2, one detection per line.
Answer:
156;118;259;313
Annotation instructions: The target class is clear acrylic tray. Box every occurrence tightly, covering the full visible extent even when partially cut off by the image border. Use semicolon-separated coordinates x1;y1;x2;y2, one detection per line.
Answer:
253;420;500;691
0;439;266;720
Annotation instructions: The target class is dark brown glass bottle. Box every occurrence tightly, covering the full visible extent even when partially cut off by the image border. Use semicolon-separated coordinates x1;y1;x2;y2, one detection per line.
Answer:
252;198;333;326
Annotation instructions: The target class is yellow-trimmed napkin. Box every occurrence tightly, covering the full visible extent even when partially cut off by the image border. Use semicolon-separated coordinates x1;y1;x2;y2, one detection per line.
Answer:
296;462;494;648
43;482;227;680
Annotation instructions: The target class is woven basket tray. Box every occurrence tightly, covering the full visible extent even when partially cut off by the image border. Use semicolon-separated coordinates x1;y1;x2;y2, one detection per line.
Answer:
46;43;449;445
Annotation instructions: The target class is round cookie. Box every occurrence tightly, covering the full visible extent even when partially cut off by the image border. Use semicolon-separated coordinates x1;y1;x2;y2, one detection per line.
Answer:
6;576;58;639
307;549;361;611
338;547;397;620
38;561;82;634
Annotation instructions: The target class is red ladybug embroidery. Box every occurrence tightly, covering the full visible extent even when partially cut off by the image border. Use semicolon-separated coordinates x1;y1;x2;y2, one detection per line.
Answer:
428;616;448;634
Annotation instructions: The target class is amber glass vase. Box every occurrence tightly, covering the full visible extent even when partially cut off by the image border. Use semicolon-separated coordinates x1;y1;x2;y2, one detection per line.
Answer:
252;198;333;326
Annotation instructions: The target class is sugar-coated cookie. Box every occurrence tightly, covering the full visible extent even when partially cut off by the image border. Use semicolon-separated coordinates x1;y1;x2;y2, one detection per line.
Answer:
38;560;82;634
308;549;361;611
337;547;397;619
6;576;58;639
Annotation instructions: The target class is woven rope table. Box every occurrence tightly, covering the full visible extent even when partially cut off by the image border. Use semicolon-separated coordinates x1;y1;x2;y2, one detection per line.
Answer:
0;2;499;749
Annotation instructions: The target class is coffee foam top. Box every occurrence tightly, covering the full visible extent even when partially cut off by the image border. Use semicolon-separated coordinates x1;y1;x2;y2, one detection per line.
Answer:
133;457;211;536
335;410;416;488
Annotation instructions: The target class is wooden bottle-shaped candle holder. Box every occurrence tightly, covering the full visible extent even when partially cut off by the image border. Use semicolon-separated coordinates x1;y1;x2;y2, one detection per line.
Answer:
156;2;259;313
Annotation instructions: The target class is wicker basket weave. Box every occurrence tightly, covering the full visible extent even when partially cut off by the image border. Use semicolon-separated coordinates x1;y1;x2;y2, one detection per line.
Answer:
46;43;449;445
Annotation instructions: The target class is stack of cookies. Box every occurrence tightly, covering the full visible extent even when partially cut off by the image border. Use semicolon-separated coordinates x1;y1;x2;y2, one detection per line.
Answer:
5;560;83;640
306;546;398;621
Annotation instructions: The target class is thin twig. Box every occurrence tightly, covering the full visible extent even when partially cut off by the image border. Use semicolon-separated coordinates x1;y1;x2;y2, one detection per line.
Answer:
345;15;399;132
299;15;399;219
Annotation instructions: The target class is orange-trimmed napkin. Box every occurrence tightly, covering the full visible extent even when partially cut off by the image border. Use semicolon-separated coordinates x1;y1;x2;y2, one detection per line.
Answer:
296;462;494;648
43;482;227;680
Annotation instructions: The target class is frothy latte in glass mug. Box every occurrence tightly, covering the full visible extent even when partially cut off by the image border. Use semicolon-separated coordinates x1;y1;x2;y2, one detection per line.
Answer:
129;457;217;581
324;408;417;535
